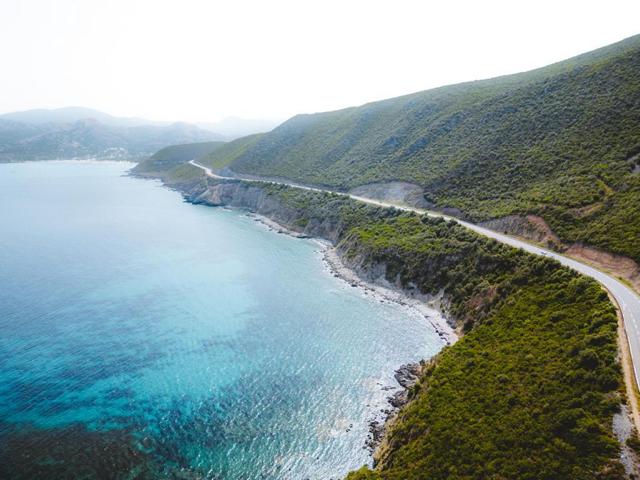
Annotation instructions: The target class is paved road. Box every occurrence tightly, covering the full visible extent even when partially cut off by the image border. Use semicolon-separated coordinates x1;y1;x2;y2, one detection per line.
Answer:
189;160;640;387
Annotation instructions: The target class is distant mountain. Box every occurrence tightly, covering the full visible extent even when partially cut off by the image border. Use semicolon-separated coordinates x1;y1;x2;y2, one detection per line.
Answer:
0;106;169;128
0;119;50;146
197;117;282;139
0;114;225;162
200;34;640;264
0;107;281;160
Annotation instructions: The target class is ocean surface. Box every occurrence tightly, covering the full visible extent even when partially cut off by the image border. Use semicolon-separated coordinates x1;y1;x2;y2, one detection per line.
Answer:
0;161;444;479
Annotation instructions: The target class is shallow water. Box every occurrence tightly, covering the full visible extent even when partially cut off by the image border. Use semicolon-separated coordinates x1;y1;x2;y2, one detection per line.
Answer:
0;161;444;479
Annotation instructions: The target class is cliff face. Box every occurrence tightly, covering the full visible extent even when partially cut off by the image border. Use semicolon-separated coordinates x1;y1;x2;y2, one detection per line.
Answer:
168;177;489;333
479;215;561;246
180;178;358;245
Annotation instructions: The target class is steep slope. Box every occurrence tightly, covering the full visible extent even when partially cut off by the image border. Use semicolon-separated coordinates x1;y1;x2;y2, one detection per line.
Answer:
132;141;225;176
205;34;640;263
200;133;264;171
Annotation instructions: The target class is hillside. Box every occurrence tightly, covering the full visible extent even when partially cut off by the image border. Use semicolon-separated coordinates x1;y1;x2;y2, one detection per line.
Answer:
0;118;223;161
132;141;225;176
201;34;640;264
200;133;264;170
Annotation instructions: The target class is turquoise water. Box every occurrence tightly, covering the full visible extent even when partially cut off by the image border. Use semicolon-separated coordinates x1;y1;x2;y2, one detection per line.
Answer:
0;161;444;479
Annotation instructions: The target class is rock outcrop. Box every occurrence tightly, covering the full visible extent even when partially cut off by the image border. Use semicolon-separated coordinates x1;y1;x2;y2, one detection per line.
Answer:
480;214;561;247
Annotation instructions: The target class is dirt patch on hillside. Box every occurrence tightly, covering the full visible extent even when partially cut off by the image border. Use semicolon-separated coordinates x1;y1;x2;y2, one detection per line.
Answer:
565;244;640;294
349;182;429;208
481;215;640;295
480;215;561;248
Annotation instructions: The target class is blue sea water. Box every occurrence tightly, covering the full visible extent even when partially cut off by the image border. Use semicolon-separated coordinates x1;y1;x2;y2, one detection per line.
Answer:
0;161;444;479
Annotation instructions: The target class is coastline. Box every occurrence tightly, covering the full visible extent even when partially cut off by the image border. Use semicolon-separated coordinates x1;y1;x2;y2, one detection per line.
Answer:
247;212;457;345
322;247;457;346
321;243;456;455
244;210;457;455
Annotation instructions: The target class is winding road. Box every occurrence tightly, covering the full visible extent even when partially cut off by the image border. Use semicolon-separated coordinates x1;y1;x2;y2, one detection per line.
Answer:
189;160;640;392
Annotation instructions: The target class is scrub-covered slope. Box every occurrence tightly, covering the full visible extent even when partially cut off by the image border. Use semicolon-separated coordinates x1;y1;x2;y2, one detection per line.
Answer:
204;34;640;263
132;141;225;177
199;133;264;171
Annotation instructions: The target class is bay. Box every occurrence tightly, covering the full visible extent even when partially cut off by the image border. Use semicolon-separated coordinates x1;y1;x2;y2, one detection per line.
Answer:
0;161;444;479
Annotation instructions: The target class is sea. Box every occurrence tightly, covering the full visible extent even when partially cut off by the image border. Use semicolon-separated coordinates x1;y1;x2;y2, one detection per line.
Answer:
0;161;444;479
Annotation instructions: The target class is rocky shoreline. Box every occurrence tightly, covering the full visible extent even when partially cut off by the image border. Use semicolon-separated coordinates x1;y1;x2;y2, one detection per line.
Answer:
322;247;457;346
246;210;456;344
365;362;423;454
246;212;312;239
245;210;457;454
322;242;456;455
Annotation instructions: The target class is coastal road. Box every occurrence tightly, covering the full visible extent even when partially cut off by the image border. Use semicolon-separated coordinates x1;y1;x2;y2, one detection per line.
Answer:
188;160;640;390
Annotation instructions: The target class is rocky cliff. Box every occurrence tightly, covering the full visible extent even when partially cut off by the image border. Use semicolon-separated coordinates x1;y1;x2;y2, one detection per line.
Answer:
177;178;362;244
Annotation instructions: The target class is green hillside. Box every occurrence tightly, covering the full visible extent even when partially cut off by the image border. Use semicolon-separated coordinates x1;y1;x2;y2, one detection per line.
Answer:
132;141;225;175
202;35;640;263
199;133;264;171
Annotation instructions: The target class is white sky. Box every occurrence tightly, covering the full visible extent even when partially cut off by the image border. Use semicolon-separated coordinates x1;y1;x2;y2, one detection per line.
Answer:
1;0;639;123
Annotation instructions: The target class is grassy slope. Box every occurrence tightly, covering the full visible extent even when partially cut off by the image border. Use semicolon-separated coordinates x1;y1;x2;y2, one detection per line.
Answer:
206;35;640;263
200;133;264;171
132;141;225;175
250;186;624;479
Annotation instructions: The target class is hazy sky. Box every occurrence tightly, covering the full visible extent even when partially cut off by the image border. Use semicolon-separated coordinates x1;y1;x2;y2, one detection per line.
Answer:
1;0;639;123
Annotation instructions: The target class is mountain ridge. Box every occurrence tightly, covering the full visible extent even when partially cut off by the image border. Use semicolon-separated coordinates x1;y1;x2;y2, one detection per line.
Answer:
0;107;282;139
199;33;640;264
0;106;167;127
0;116;224;162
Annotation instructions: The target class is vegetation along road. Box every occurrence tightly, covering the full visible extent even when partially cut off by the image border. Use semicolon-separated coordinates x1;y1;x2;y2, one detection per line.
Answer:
188;160;640;395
